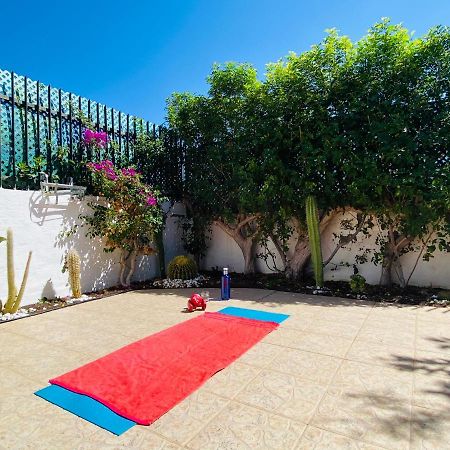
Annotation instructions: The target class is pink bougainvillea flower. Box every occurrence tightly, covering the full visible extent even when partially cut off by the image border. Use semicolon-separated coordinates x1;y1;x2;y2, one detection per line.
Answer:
87;160;117;180
121;167;138;177
83;129;96;145
96;131;108;148
105;171;117;181
83;129;108;148
146;196;157;206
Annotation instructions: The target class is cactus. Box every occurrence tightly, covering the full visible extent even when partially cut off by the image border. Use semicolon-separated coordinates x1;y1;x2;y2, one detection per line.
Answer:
167;255;198;280
67;249;82;298
2;228;32;314
305;195;324;287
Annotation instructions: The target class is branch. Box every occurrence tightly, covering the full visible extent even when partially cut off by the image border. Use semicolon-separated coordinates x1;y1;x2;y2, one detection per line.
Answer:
405;232;432;287
236;214;258;232
213;219;237;238
125;248;138;286
323;214;367;267
269;232;288;268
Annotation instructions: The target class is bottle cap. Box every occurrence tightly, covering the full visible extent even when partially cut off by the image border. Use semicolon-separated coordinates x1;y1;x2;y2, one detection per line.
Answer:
223;267;228;275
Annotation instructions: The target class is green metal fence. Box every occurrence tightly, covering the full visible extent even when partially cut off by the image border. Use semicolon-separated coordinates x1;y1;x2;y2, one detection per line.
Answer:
0;68;183;197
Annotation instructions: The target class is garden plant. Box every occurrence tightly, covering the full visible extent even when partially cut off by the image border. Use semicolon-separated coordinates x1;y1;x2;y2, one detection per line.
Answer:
82;160;166;286
168;20;450;287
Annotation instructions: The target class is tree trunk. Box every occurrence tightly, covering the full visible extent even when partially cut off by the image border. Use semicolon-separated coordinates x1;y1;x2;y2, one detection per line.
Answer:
285;239;310;279
379;225;410;288
284;211;338;279
236;237;257;274
214;216;259;275
155;229;166;278
125;248;138;286
119;250;128;287
380;244;395;287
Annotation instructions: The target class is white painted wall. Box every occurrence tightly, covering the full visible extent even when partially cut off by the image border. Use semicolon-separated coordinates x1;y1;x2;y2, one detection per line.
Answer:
202;212;450;289
0;189;183;306
0;190;448;309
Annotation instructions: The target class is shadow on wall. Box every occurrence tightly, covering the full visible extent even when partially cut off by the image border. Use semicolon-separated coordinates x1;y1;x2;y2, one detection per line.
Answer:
41;279;57;300
29;192;121;293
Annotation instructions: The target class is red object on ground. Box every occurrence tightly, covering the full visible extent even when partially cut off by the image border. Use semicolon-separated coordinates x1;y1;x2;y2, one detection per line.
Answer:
187;293;207;312
49;312;278;425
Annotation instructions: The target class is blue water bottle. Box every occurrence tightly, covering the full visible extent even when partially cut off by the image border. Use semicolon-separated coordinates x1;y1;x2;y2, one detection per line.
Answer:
221;267;231;300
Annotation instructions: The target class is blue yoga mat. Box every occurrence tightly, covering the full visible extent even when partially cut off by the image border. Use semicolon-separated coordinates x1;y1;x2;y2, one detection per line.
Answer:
35;385;135;435
219;306;289;324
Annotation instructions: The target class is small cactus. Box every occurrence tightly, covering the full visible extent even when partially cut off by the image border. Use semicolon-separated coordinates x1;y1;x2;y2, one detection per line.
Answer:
167;255;198;280
2;228;32;314
306;195;324;287
67;249;82;298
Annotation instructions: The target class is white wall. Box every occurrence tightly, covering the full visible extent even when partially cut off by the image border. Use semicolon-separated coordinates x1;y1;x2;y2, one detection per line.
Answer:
0;190;448;308
202;212;450;289
0;189;183;306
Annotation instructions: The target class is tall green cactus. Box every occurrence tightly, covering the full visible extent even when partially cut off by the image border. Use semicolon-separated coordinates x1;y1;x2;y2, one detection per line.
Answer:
2;228;32;314
305;195;324;287
67;249;81;298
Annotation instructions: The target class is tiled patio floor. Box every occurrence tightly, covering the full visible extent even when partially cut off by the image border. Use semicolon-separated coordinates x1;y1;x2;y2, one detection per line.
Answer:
1;288;449;449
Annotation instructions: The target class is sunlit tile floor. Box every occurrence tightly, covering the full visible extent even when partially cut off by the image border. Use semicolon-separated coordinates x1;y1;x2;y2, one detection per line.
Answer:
1;288;449;449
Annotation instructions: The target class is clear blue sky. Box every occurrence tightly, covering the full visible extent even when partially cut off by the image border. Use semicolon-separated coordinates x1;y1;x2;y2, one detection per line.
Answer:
2;0;449;124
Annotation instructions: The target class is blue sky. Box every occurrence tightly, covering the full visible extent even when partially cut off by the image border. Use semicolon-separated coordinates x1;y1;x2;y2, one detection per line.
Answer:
2;0;449;124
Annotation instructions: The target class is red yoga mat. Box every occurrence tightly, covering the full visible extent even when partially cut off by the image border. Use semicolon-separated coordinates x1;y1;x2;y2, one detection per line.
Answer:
50;312;278;425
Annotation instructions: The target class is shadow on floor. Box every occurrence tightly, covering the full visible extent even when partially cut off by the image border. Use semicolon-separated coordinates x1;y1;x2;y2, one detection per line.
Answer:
345;391;450;442
130;288;378;309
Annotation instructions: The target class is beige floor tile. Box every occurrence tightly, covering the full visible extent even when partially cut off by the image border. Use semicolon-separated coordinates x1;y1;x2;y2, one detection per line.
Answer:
0;330;38;363
410;406;450;450
416;307;450;324
311;390;411;449
8;317;103;347
1;340;91;382
330;360;413;402
1;290;449;449
371;303;419;314
416;319;450;337
202;362;260;398
264;328;353;358
314;308;371;323
236;369;325;422
414;349;449;376
117;320;173;339
356;324;416;349
415;335;450;356
0;368;42;413
1;311;58;334
237;342;284;368
304;318;362;339
82;429;182;449
186;401;306;449
64;330;135;358
295;425;384;449
151;390;229;445
280;313;315;331
346;338;415;369
1;400;98;449
228;288;277;301
413;372;450;410
269;347;341;384
295;332;354;358
262;326;306;347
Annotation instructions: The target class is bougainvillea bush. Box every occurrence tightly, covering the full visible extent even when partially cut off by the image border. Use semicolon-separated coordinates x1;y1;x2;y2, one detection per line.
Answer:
82;160;166;286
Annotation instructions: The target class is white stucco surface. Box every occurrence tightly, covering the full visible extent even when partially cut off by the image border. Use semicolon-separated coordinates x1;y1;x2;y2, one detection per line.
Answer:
0;189;448;308
202;213;450;289
0;189;183;306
